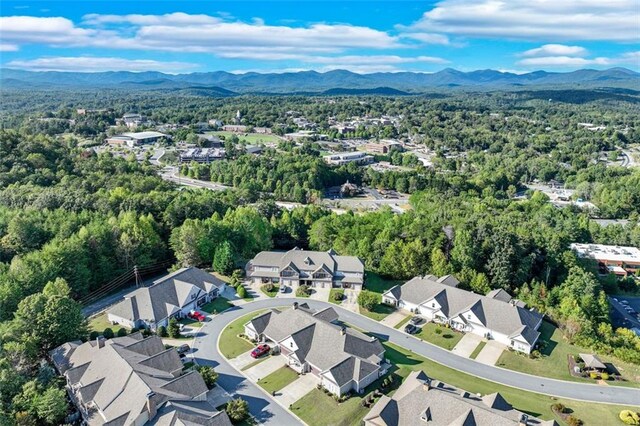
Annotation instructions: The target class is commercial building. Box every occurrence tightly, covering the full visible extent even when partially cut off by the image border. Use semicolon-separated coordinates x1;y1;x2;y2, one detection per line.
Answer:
570;243;640;277
247;248;365;290
179;148;225;164
324;151;374;166
364;140;403;154
105;131;168;148
382;275;543;354
244;303;386;396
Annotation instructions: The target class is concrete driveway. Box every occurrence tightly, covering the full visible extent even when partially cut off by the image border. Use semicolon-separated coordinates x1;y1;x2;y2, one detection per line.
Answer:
451;333;483;358
228;350;258;371
244;354;286;382
475;340;505;366
274;373;318;407
380;310;407;327
309;286;330;301
341;289;360;313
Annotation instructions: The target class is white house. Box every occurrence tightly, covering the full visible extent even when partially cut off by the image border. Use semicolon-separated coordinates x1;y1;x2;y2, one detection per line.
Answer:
383;275;543;354
244;303;386;396
107;267;226;330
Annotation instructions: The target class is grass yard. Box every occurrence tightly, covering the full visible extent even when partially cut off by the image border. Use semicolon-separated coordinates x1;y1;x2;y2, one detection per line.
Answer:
200;297;233;314
207;131;282;144
178;317;203;328
416;322;464;350
241;355;271;371
364;272;402;294
469;341;486;359
219;310;267;359
497;321;640;388
359;304;395;321
329;288;345;305
88;312;115;333
260;284;279;298
257;366;299;393
291;388;372;426
382;341;635;425
393;315;411;329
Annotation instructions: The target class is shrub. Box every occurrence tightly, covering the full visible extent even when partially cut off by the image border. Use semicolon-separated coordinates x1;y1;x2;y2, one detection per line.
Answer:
225;398;249;423
237;285;247;299
89;331;100;340
434;327;443;335
141;328;152;337
196;365;219;389
530;350;541;359
116;328;128;337
620;410;640;425
333;290;344;301
601;372;609;380
157;325;168;337
357;290;380;310
296;285;311;297
102;328;114;339
264;283;275;292
566;415;582;426
589;372;599;380
551;403;566;414
168;318;181;339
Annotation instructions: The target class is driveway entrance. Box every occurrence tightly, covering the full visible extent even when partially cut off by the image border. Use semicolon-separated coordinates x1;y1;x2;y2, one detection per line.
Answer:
451;333;483;358
475;340;506;366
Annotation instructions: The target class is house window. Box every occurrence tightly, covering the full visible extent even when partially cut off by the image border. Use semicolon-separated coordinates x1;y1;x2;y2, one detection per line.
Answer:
431;303;435;308
467;314;471;319
290;342;293;348
510;340;515;346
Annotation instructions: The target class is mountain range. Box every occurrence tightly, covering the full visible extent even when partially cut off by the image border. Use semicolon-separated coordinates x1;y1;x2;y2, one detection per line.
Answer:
1;67;638;94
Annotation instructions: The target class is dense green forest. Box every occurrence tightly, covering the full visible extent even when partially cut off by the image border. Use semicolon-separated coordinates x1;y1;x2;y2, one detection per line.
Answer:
0;89;639;424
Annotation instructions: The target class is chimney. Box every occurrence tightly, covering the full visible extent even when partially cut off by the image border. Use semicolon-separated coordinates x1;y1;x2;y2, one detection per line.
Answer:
293;302;298;310
146;392;157;420
96;336;105;349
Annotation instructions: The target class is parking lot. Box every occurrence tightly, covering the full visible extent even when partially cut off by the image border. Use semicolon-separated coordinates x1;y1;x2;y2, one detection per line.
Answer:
610;296;640;331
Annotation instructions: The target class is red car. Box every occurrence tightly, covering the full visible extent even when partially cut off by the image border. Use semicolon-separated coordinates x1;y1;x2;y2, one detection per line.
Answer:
251;344;270;358
188;311;206;322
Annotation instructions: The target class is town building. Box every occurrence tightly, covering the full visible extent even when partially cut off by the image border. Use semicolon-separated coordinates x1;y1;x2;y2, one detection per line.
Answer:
105;131;168;148
122;113;147;129
364;140;403;154
244;303;386;396
179;148;225;164
382;275;543;354
107;267;226;330
364;370;557;426
221;125;248;133
253;127;272;134
324;151;374;166
247;248;364;290
570;243;640;277
50;333;232;426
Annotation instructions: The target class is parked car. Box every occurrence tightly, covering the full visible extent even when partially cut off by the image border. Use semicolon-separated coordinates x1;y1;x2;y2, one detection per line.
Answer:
410;316;424;325
188;311;206;322
177;344;190;354
251;344;270;358
280;285;287;293
404;324;418;334
620;300;629;305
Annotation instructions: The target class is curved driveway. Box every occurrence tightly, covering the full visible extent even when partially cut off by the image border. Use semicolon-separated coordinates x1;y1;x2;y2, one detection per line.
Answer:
192;298;640;425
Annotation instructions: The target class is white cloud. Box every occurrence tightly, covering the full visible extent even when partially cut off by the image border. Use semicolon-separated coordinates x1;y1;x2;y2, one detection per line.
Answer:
516;50;640;68
407;0;639;41
305;55;448;65
0;43;19;52
521;44;588;58
0;16;119;47
399;32;452;45
5;56;198;73
82;12;221;26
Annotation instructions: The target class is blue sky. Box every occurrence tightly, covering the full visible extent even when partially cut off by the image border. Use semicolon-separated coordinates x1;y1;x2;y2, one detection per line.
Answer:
1;1;638;74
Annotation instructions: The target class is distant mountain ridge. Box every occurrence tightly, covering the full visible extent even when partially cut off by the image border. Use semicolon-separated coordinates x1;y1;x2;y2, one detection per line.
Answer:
1;67;638;93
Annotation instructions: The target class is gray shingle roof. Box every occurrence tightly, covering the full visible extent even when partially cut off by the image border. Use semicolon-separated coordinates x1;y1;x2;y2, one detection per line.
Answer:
385;276;542;343
364;370;551;426
249;248;364;279
108;267;225;325
51;333;212;425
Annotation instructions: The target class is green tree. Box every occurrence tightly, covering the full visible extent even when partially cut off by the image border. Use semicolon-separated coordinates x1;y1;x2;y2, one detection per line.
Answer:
225;397;249;423
430;247;452;277
34;387;67;425
168;318;181;339
157;326;168;338
213;240;235;276
196;365;219;389
236;285;247;299
357;290;380;311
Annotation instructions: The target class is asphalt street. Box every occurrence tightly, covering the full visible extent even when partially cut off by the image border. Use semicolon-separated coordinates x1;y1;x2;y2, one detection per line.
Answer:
192;298;640;425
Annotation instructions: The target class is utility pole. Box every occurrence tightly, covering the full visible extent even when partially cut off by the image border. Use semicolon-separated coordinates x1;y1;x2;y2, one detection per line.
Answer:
134;265;141;288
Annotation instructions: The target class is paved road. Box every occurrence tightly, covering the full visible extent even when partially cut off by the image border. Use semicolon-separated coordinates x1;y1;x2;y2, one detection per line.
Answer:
192;298;640;426
159;166;230;191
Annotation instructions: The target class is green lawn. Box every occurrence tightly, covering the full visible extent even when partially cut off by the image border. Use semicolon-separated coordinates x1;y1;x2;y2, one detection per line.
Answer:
364;272;402;294
201;297;233;314
207;131;282;144
219;310;267;359
469;341;486;359
497;321;640;388
241;355;271;371
257;366;299;393
291;388;372;426
329;288;345;305
416;322;464;350
393;315;411;329
179;317;203;328
359;304;395;321
88;312;116;333
382;341;635;425
260;284;280;298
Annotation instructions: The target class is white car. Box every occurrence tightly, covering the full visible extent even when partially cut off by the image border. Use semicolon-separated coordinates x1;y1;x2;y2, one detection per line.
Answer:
279;285;287;293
